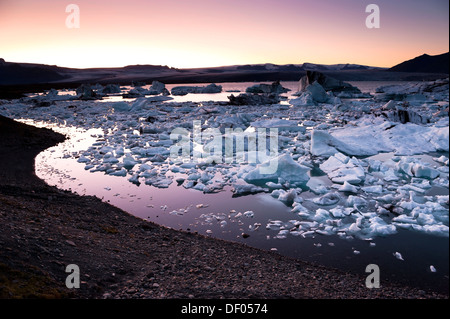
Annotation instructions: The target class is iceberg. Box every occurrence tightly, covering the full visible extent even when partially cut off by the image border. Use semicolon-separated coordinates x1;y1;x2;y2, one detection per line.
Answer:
171;84;222;96
311;130;378;157
297;71;361;94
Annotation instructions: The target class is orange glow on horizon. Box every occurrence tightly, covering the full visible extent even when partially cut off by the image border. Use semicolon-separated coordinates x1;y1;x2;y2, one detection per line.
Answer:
0;0;448;69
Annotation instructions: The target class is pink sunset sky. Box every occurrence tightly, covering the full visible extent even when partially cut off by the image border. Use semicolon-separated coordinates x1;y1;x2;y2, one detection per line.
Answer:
0;0;448;68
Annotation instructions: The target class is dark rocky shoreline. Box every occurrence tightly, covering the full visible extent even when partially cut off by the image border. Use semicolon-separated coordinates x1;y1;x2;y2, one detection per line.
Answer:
0;115;447;299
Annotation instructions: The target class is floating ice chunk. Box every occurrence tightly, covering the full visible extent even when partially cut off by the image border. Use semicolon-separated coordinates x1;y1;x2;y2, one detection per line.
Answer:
113;102;130;112
114;147;125;157
394;252;404;261
130;97;149;112
382;168;399;182
311;130;378;157
291;202;309;215
309;184;330;195
169;209;186;216
127;173;140;185
348;222;361;234
243;154;310;186
320;154;347;172
180;162;197;169
250;119;306;133
430;265;437;273
438;166;449;173
289;91;316;107
382;100;397;110
243;211;255;218
320;153;365;185
265;182;283;189
187;173;201;181
338;181;359;193
232;184;267;196
275;229;289;239
416;213;436;225
362;185;383;194
122;154;139;170
310;130;339;157
367;217;397;237
77;155;90;163
304;81;329;103
102;156;119;164
313;209;331;222
413;165;440;179
147;177;173;188
329;206;352;218
192;183;205;191
331;168;365;185
266;220;284;230
436;195;449;206
203;184;223;193
421;224;449;237
182;180;196;189
396;157;441;179
427;125;449;153
277;189;302;205
434;155;449;166
327;117;449;156
171;84;222;96
346;195;367;211
108;168;127;177
312;192;341;206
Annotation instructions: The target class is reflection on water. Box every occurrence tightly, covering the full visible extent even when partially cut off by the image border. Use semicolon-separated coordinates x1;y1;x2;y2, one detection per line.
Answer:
31;122;449;294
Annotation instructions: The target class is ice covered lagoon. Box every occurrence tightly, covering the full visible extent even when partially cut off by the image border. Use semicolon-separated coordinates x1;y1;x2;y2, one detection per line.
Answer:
2;80;448;293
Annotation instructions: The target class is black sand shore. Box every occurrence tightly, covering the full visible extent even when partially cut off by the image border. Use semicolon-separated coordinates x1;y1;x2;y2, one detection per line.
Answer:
0;114;447;299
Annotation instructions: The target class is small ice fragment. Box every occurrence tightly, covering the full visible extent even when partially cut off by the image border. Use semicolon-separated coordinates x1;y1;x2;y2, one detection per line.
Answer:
266;182;283;189
338;181;359;193
243;211;255;218
328;242;335;247
314;243;322;247
394;252;404;261
353;250;360;255
206;230;213;234
430;265;437;273
312;192;341;206
249;223;261;231
362;185;383;194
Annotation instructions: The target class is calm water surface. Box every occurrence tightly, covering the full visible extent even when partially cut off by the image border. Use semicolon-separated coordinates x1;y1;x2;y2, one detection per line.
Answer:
28;81;448;294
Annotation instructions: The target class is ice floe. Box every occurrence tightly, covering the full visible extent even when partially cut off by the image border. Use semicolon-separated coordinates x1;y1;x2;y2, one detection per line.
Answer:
2;77;448;243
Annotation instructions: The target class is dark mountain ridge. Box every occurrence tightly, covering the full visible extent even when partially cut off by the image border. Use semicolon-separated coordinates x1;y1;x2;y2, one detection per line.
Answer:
389;52;449;74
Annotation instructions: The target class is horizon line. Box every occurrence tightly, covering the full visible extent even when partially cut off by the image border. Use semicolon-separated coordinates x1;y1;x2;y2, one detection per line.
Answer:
1;57;390;70
2;51;448;70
